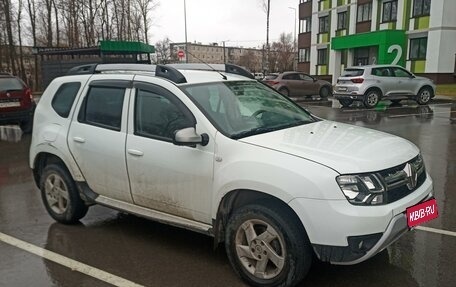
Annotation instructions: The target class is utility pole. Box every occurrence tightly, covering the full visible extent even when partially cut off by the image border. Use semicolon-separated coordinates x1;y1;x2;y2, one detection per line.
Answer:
266;0;271;74
288;7;297;71
184;0;188;63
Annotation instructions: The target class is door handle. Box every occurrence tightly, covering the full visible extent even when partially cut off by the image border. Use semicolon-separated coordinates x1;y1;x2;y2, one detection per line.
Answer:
127;149;144;157
73;137;86;143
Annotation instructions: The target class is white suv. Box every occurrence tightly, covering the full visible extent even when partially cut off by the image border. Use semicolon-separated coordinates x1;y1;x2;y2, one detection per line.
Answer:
30;63;435;287
334;65;436;108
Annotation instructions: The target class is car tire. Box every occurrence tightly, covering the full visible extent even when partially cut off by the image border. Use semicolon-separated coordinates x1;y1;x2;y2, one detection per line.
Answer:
40;164;88;224
20;118;33;134
278;88;289;97
319;86;331;99
363;90;381;108
225;203;312;287
416;87;433;105
339;99;353;107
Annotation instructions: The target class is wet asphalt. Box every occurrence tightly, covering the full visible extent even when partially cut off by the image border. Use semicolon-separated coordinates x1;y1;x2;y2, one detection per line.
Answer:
0;98;455;287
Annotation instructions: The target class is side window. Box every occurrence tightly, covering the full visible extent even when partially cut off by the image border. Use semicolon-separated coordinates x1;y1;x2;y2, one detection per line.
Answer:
79;86;125;130
372;68;391;77
51;82;81;118
392;68;412;78
135;89;193;140
283;74;299;80
299;74;314;81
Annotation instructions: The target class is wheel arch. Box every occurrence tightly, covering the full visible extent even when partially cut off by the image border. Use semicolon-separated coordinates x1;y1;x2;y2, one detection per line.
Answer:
418;85;435;97
32;152;78;189
212;189;306;248
365;86;383;98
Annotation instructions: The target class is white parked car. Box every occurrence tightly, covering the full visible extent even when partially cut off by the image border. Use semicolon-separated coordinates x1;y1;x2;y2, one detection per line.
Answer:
30;63;436;287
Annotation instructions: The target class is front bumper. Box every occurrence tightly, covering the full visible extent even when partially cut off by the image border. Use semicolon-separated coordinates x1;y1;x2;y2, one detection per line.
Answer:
288;174;433;264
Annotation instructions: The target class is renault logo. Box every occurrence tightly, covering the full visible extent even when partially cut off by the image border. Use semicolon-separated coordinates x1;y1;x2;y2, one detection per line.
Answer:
6;92;11;97
403;163;417;190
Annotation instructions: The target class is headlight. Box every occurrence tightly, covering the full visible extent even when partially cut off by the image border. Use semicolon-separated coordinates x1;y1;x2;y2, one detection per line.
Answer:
336;174;385;205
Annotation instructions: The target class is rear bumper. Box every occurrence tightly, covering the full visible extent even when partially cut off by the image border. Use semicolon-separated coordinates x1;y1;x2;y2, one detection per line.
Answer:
334;93;364;100
0;105;35;124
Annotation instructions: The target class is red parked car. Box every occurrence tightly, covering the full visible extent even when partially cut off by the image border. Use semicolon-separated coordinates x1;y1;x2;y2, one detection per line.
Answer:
0;73;35;133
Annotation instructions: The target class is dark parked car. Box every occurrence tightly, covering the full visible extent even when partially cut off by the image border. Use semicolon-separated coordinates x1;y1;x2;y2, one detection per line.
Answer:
0;73;35;133
263;71;332;98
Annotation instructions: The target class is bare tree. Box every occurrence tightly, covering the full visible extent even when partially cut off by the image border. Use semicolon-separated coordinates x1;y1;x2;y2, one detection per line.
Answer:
270;33;294;72
0;0;17;74
154;37;172;64
17;0;26;79
136;0;158;44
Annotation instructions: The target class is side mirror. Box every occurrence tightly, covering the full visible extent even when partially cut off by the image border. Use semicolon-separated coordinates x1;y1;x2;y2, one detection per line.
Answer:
173;127;209;147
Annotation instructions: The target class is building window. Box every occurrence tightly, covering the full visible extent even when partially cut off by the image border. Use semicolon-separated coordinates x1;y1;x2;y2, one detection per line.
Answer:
382;0;398;22
319;16;329;33
299;17;312;33
337;12;347;30
357;3;372;22
317;49;328;65
413;0;431;17
298;48;310;62
409;37;427;60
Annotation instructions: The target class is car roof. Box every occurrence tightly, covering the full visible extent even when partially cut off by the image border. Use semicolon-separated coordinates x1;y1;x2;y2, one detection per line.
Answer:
345;65;403;69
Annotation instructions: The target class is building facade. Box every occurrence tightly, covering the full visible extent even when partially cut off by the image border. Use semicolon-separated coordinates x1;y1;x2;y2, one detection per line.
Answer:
298;0;456;83
170;42;265;72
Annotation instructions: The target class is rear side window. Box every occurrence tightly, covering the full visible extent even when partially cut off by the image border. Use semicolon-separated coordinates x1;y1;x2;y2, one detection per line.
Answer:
341;69;364;77
51;82;81;118
79;86;125;130
0;77;24;91
282;74;300;80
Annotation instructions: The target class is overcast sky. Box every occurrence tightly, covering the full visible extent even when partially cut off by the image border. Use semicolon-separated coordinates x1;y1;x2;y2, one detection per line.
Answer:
149;0;299;48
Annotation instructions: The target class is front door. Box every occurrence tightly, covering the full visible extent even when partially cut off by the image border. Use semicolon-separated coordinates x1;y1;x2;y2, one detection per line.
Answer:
126;82;214;224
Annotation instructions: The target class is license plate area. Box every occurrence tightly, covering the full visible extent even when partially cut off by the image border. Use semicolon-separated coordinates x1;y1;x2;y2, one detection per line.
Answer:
406;198;438;228
0;99;20;108
338;87;348;91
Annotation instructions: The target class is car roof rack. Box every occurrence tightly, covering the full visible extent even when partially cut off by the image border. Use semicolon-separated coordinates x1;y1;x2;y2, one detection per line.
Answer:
66;62;254;83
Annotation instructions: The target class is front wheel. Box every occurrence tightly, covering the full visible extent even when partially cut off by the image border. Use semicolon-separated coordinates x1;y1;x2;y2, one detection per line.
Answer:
225;203;312;287
40;164;88;224
416;87;433;105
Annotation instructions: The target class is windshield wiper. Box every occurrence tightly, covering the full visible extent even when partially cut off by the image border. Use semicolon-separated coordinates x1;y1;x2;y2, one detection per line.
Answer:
231;120;312;139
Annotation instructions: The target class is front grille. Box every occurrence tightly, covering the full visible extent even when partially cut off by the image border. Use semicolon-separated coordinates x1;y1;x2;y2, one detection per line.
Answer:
377;155;426;204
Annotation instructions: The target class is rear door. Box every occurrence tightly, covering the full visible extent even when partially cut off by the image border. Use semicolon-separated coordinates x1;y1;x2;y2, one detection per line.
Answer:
68;75;134;203
282;73;301;96
371;67;397;96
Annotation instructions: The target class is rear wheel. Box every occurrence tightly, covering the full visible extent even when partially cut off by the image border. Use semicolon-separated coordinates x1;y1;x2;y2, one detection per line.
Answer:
40;164;88;224
278;88;289;97
416;87;433;105
339;99;353;107
319;86;331;99
225;203;312;287
363;90;381;108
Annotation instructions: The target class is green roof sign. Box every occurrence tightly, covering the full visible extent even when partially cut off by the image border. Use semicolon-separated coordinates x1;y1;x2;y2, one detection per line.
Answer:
100;40;155;54
331;30;406;66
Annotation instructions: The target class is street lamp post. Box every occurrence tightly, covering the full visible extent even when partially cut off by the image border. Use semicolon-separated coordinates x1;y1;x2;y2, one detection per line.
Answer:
184;0;188;63
288;6;297;71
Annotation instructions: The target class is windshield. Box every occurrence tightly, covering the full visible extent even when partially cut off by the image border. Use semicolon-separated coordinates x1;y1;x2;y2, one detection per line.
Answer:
182;81;316;139
0;77;24;92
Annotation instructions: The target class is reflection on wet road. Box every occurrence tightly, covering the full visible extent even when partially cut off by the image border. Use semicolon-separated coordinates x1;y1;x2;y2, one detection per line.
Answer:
1;100;455;287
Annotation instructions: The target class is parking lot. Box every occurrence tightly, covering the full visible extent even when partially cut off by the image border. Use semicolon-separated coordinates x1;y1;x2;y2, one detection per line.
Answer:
1;99;455;287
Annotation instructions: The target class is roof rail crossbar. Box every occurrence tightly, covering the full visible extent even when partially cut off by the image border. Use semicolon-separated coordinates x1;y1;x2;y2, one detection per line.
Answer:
155;65;187;84
95;63;156;73
67;64;98;75
225;64;255;79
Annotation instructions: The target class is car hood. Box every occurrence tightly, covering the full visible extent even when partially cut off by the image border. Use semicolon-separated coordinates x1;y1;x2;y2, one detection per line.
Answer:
239;120;419;174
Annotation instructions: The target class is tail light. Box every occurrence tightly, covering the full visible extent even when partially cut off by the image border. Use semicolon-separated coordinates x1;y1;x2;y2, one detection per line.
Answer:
25;88;33;101
270;81;279;86
351;78;364;84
